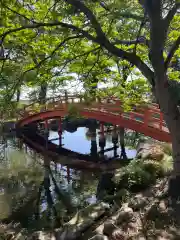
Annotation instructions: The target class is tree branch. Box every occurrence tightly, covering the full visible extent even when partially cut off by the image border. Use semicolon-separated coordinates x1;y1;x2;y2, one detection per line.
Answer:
1;3;36;23
6;35;82;102
0;21;99;45
99;1;144;21
164;3;180;26
118;13;144;21
64;0;154;83
164;36;180;70
0;1;154;87
65;0;106;40
113;38;149;47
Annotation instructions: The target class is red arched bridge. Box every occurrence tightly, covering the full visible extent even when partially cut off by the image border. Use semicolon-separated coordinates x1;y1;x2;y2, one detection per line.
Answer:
16;95;171;143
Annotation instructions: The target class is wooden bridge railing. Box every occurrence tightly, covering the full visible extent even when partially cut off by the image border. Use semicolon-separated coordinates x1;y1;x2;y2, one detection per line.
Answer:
16;94;168;134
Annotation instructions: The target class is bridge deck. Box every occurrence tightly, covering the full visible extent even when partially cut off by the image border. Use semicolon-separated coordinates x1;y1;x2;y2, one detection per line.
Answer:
16;95;171;143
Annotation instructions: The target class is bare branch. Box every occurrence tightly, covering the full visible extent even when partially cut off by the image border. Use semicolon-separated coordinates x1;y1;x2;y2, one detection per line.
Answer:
165;36;180;70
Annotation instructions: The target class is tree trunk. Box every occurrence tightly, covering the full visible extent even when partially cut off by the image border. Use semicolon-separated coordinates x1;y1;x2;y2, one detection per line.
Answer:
119;127;127;160
16;88;21;102
155;75;180;198
39;82;47;104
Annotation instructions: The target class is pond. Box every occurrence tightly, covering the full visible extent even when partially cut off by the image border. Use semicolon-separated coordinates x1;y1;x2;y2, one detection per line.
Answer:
49;127;137;159
0;121;146;233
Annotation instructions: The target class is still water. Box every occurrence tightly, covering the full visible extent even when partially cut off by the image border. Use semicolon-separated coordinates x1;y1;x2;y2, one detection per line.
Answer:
49;127;137;159
0;126;141;232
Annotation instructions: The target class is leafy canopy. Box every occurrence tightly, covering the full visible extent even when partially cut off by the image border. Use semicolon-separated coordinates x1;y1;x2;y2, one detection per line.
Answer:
0;0;180;112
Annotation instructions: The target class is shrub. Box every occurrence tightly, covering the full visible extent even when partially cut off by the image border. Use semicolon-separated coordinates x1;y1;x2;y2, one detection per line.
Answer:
161;143;172;156
116;157;173;193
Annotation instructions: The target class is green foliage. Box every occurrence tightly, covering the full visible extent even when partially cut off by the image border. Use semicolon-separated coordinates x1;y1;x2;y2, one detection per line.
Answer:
67;104;81;118
0;0;179;115
161;143;173;156
115;157;173;192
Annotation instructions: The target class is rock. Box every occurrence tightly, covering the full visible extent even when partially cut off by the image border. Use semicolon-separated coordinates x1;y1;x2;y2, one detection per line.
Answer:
15;233;24;240
55;203;108;240
111;229;126;240
159;200;167;212
28;231;55;240
128;195;148;211
127;222;137;231
115;204;134;225
88;234;109;240
5;233;14;240
103;220;117;236
145;204;162;221
137;140;164;161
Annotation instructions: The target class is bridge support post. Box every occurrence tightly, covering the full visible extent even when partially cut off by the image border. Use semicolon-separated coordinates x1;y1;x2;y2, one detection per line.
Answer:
99;134;106;158
44;120;49;149
90;127;98;160
100;122;105;136
112;125;118;158
58;117;63;147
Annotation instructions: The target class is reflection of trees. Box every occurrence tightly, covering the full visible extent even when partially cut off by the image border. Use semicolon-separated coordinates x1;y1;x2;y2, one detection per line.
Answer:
96;172;115;204
24;163;98;230
85;128;92;141
119;127;127;160
0;147;43;223
125;131;142;149
0;138;105;230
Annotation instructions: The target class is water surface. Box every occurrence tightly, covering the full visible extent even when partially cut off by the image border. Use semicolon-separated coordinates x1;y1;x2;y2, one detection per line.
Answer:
0;125;144;231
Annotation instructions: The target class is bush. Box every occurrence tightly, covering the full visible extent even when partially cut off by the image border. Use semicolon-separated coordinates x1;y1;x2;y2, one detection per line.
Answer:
161;143;172;156
142;160;164;177
116;157;173;193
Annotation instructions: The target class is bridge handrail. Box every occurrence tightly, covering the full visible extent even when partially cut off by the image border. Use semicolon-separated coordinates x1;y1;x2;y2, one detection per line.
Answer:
17;93;167;133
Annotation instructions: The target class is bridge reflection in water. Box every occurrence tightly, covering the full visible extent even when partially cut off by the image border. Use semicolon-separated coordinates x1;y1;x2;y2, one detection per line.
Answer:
0;131;138;231
0;120;149;231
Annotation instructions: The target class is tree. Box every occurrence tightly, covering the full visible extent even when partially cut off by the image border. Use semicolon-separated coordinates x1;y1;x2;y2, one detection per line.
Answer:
1;0;180;196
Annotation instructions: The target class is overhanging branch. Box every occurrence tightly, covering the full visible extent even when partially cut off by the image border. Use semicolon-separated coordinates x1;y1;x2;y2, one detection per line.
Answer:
164;3;180;27
65;0;106;40
113;38;149;47
1;1;155;88
165;36;180;70
64;0;154;84
0;21;99;45
99;1;144;21
6;35;83;101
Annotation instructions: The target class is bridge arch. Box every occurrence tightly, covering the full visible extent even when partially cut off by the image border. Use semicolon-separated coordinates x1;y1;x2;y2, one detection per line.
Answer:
16;95;171;143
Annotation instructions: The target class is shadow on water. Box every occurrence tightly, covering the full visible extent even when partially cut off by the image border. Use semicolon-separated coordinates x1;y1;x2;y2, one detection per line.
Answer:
0;120;147;232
